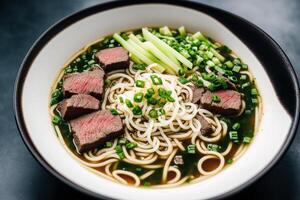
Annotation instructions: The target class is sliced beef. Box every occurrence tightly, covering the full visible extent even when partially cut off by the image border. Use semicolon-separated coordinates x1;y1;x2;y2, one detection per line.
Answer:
196;115;214;135
200;90;242;115
70;110;123;153
95;47;130;71
57;94;100;120
191;86;205;104
63;67;104;99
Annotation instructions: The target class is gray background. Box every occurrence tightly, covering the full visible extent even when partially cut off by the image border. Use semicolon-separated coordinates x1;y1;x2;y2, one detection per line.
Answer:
1;0;299;199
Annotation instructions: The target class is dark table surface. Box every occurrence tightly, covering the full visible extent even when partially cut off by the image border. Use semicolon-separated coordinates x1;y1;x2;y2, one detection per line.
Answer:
1;0;299;199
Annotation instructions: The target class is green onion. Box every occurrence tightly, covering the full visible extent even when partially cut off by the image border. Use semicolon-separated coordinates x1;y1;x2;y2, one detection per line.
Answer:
105;141;113;148
206;60;215;67
178;68;186;76
149;109;158;119
228;76;238;83
196;79;204;87
144;182;151;186
117;152;125;160
178;26;186;36
119;96;124;103
232;65;241;73
233;58;241;65
187;144;196;154
145;88;155;99
208;83;216;91
159;26;172;36
229;131;238;141
192;74;199;82
224;60;234;68
88;60;96;65
51;89;62;98
211;95;221;103
243;137;252;144
159;108;166;115
251;88;258;96
240;74;247;81
125;99;133;108
52;115;62;125
126;142;137;149
158;99;167;107
167;96;175;102
241;64;248;70
158;88;167;98
135;80;145;88
150;75;163;85
118;138;127;145
133;63;146;70
110;108;119;115
179;77;189;84
252;98;258;104
115;145;122;153
227;159;233;164
134;92;144;103
147;97;158;105
241;82;250;89
105;79;112;87
132;106;142;115
232;122;241;130
207;144;221;152
135;167;142;172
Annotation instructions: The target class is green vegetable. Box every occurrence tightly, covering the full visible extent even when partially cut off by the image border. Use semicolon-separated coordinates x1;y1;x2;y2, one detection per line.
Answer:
52;115;62;125
179;77;189;84
240;74;247;81
147;98;158;105
117;152;125;160
136;167;142;172
207;144;221;152
232;122;240;130
118;138;127;145
243;137;252;144
224;60;234;68
227;159;233;164
159;26;172;36
167;96;175;102
187;144;196;154
51;89;62;98
104;79;112;87
150;75;163;85
126;142;138;149
210;48;225;62
159;108;166;115
149;109;158;119
132;106;142;115
115;145;122;153
252;98;258;104
110;108;119;115
125;99;133;108
211;95;221;103
135;80;145;88
134;92;144;103
105;141;113;148
241;64;248;70
251;88;258;96
144;182;151;186
241;82;250;89
229;131;239;142
232;65;241;73
178;26;186;36
119;96;124;103
133;63;146;70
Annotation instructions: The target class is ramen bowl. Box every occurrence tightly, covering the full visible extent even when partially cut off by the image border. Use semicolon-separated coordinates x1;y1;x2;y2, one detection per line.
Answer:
14;1;299;199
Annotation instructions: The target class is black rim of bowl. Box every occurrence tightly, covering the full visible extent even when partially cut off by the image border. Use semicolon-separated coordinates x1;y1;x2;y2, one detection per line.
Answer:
13;0;300;199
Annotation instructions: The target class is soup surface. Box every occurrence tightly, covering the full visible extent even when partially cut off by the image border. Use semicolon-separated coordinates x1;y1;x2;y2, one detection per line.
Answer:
50;26;261;187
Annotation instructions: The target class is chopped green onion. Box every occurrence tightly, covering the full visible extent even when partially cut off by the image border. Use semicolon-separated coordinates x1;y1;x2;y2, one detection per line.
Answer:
251;88;258;96
118;138;127;145
178;26;186;36
147;97;158;105
240;74;247;81
159;108;166;115
243;137;252;144
158;88;167;98
232;122;241;130
115;145;122;153
227;159;233;164
228;76;238;83
208;83;216;91
144;182;151;186
133;63;146;70
178;68;186;76
105;141;113;148
125;99;133;108
88;60;96;65
105;79;112;87
179;77;189;84
252;98;258;104
167;96;175;102
119;96;124;103
241;82;250;89
233;58;241;65
52;115;62;125
135;167;142;172
51;89;62;98
135;80;145;88
196;79;204;87
232;65;241;73
229;131;238;141
149;109;158;119
192;74;199;82
159;26;172;36
187;144;196;154
206;60;215;67
150;75;163;85
207;144;221;152
110;108;119;115
145;88;155;99
126;142;137;149
134;92;144;103
117;152;125;160
211;95;221;103
224;60;234;68
241;64;248;70
158;99;167;107
132;106;142;115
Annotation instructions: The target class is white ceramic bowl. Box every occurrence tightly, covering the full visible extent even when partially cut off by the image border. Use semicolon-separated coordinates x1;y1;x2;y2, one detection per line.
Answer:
14;1;299;200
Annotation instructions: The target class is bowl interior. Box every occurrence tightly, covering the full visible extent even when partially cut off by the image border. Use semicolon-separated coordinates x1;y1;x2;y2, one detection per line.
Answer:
18;3;292;200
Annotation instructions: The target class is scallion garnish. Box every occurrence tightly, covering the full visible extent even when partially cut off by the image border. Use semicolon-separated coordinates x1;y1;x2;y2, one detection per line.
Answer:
240;74;247;81
52;115;62;125
243;137;252;144
135;80;145;88
241;82;250;89
211;95;221;103
158;88;167;98
147;97;158;105
134;92;144;103
232;65;241;73
119;96;124;103
118;138;127;145
229;131;239;142
251;88;258;96
150;75;162;85
110;108;119;115
207;144;221;152
106;141;113;148
132;106;142;115
133;63;146;70
149;109;158;119
126;142;137;149
125;99;133;108
187;144;196;154
159;108;166;115
232;122;240;130
167;96;175;102
227;159;233;164
179;77;189;84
